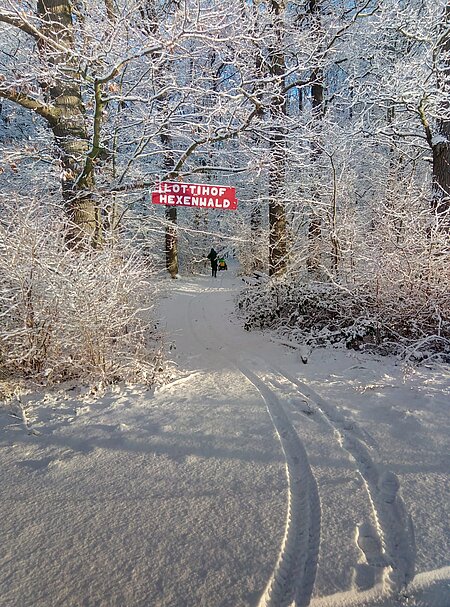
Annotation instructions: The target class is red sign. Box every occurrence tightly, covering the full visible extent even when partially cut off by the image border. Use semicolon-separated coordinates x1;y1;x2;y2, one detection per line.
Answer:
152;181;238;210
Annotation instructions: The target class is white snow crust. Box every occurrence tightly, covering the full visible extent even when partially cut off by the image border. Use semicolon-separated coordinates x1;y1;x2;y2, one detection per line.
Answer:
1;266;449;607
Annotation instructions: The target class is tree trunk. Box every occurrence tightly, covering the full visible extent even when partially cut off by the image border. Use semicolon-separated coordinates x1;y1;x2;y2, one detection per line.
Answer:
250;198;263;272
165;206;178;277
432;11;450;222
161;133;179;277
306;63;325;274
37;1;100;244
268;0;287;276
432;124;450;219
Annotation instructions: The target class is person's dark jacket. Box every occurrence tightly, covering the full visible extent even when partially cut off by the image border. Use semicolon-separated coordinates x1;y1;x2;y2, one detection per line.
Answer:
207;248;218;268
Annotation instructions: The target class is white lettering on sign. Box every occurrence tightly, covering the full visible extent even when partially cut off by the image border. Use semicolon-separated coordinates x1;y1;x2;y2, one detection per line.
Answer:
152;182;238;210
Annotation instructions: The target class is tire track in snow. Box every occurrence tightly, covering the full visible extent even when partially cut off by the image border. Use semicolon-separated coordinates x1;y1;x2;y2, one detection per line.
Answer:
239;365;321;607
269;366;416;597
186;290;321;607
185;281;415;599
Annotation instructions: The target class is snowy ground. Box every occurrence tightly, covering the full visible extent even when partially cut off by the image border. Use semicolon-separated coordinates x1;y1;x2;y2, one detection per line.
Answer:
1;266;449;607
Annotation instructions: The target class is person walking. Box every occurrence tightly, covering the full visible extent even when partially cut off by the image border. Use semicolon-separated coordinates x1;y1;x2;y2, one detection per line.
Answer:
207;247;218;278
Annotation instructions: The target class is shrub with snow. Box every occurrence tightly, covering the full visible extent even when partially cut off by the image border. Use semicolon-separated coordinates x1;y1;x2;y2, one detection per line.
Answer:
237;237;450;362
0;199;164;386
238;275;449;361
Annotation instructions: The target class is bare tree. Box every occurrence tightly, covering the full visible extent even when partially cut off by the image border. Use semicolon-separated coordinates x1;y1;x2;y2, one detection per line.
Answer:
425;3;450;222
0;1;101;242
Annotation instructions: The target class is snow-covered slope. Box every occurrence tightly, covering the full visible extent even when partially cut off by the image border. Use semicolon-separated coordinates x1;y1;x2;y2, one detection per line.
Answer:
1;268;449;606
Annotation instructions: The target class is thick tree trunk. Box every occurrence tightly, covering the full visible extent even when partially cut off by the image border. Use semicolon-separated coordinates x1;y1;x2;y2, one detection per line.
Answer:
432;10;450;222
432;125;450;218
268;117;287;276
303;0;325;273
306;64;324;274
268;0;287;276
37;0;100;244
250;199;263;272
269;197;287;275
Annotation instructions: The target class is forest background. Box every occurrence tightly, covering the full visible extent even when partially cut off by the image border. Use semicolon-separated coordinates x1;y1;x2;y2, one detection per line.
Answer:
0;0;449;389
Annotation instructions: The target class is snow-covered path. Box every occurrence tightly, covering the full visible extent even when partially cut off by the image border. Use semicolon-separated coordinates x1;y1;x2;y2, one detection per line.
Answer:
1;270;449;606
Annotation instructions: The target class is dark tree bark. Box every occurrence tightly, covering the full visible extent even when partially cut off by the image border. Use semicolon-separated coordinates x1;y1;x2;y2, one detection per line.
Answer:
419;5;450;227
37;0;101;244
0;2;101;244
306;0;325;274
432;119;450;219
432;8;450;222
160;118;178;277
267;0;287;276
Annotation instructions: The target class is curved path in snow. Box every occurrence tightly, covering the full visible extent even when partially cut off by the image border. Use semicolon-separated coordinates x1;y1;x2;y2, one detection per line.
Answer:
187;287;321;607
176;273;417;606
2;271;448;607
